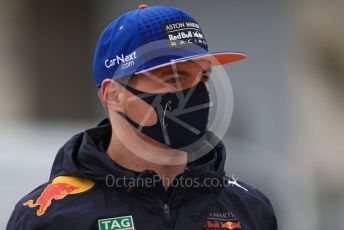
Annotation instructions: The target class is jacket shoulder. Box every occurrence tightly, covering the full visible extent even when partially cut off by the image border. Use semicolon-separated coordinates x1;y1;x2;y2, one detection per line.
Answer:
7;182;49;230
221;179;278;229
6;176;95;230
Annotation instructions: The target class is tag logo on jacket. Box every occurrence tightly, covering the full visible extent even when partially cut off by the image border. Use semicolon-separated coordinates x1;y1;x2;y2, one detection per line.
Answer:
203;212;242;229
98;215;135;230
23;176;95;216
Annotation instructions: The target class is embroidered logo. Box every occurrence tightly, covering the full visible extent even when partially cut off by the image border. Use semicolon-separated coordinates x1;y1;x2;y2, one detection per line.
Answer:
104;51;138;69
98;215;135;230
203;212;242;230
23;176;95;216
162;21;208;49
227;175;248;192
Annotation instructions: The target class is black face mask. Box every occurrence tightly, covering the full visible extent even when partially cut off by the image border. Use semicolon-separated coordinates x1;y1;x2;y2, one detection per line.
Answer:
117;81;210;150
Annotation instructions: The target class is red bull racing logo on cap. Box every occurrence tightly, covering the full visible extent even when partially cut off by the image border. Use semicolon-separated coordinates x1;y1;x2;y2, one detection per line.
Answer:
162;20;208;49
23;176;95;216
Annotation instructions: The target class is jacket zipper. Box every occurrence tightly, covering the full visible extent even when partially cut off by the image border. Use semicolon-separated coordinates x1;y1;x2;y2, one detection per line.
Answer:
152;170;174;230
162;202;173;230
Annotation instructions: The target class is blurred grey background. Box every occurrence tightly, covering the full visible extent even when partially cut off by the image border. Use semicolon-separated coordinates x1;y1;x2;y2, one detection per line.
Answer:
1;0;344;229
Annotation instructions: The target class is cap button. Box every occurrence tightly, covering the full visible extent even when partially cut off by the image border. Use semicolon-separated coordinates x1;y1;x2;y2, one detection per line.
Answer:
138;4;149;9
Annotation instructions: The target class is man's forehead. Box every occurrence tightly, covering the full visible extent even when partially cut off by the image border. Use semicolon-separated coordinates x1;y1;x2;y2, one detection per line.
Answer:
150;59;212;75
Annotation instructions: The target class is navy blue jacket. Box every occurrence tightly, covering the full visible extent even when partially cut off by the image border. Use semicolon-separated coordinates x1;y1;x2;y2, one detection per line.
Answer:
7;119;277;230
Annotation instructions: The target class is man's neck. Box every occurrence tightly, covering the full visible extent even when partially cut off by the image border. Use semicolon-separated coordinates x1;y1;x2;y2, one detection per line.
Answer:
106;126;187;190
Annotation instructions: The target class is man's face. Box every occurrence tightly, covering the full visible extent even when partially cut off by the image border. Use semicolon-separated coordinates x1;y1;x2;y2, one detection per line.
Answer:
101;59;212;149
122;60;211;127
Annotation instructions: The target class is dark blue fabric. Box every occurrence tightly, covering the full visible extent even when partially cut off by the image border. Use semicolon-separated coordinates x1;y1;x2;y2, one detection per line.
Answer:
7;119;277;230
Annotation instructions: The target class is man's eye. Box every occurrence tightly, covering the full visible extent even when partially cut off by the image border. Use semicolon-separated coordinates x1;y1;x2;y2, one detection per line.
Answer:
166;78;179;84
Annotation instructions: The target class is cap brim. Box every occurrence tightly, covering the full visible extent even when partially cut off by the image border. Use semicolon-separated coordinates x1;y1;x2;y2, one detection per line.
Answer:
135;51;246;74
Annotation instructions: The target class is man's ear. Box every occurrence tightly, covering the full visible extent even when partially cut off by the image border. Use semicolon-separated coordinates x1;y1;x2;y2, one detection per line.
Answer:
99;79;125;112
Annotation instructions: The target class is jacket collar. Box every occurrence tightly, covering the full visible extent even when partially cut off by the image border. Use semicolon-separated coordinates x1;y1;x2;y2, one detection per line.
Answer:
50;119;227;193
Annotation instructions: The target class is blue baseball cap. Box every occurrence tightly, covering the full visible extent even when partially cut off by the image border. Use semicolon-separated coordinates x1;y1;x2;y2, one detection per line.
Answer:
93;4;246;87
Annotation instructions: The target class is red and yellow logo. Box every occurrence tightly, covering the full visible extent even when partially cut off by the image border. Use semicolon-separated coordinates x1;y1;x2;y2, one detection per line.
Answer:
23;176;95;216
221;221;241;229
203;220;242;229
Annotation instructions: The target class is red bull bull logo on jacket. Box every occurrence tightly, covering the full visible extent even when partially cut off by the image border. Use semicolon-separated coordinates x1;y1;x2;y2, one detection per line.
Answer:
221;221;242;229
23;176;94;216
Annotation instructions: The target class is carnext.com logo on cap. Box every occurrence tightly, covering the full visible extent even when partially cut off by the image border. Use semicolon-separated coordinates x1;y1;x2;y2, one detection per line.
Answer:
104;51;137;69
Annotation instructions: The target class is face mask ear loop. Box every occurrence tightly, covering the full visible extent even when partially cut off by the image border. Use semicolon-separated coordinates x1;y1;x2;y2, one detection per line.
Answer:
113;76;143;129
114;75;161;131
